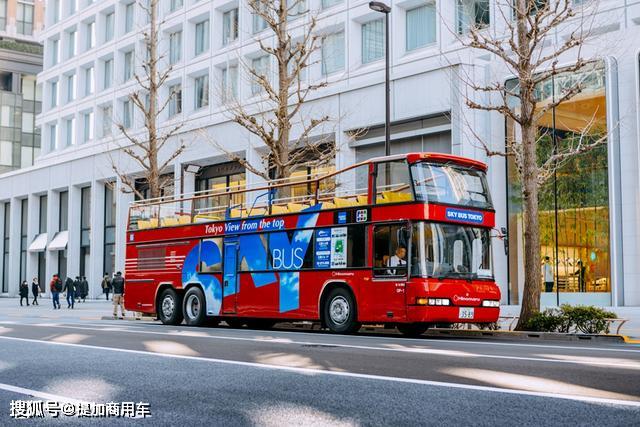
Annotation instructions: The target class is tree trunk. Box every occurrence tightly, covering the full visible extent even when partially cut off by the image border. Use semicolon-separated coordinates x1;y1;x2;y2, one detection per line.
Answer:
515;122;542;330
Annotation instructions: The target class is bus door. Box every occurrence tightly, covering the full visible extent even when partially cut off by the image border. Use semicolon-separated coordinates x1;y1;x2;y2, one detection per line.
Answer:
222;239;239;314
371;223;409;322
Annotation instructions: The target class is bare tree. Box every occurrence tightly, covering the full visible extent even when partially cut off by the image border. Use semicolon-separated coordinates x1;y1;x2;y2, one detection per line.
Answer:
111;0;185;200
457;0;607;329
217;0;335;188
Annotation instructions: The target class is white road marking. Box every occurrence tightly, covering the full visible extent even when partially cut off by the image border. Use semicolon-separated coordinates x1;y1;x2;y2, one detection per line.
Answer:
2;322;638;369
0;335;638;408
0;382;88;404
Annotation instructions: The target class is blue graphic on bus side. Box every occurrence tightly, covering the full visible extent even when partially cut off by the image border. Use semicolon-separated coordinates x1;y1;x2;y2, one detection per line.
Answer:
182;240;223;315
445;207;484;224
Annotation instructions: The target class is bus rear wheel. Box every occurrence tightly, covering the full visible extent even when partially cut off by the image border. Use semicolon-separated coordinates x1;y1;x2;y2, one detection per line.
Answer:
183;287;206;327
397;323;429;337
158;288;183;325
324;288;360;334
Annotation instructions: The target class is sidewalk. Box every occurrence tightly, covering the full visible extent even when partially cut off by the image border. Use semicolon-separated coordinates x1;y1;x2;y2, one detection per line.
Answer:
0;297;122;322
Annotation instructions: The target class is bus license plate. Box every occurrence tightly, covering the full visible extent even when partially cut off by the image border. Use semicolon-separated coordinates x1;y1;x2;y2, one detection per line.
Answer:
459;307;474;319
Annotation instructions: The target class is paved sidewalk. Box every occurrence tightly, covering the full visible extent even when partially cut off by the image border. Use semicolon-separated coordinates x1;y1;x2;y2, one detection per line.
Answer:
0;297;127;323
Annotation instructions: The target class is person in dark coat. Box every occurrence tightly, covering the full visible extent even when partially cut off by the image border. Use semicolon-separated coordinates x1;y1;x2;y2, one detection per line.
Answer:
74;276;82;303
19;281;29;306
31;277;40;305
80;276;89;302
111;272;126;319
63;277;76;309
50;274;62;309
101;273;112;301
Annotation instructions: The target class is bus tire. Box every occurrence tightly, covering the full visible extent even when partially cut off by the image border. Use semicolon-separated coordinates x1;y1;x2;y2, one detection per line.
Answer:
397;323;429;337
183;287;206;327
324;287;360;334
158;288;183;325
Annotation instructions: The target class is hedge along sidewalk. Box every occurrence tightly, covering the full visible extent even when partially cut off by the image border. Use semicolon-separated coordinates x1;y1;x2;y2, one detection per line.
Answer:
424;327;638;344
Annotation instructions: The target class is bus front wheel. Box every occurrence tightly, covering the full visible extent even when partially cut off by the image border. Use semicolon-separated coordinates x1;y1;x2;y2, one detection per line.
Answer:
183;287;206;327
158;288;184;325
324;288;360;334
396;323;429;337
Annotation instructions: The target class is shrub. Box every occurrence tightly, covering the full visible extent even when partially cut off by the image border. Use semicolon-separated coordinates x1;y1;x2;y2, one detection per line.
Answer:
525;305;617;334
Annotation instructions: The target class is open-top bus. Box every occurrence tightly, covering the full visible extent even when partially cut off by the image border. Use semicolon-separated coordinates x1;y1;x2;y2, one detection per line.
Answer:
124;152;500;336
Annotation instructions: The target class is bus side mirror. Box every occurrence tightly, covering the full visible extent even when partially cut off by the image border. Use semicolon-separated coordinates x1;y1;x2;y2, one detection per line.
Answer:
500;227;508;256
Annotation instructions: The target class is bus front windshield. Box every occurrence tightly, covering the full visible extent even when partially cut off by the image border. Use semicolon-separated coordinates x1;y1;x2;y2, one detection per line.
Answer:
411;222;493;279
411;162;492;209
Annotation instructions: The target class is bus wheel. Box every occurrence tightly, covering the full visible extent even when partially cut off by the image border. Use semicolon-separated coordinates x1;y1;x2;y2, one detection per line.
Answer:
183;287;206;327
397;323;429;337
324;288;360;334
246;320;276;330
158;288;183;325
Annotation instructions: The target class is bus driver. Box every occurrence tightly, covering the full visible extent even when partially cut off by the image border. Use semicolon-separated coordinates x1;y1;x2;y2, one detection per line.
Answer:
387;246;407;275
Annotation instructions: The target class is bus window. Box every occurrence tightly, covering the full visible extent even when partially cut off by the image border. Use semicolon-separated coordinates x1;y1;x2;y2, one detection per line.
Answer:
200;238;223;273
373;224;409;277
375;160;414;204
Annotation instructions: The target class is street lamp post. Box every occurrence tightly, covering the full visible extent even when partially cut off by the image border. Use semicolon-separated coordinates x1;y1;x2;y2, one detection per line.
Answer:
369;1;391;157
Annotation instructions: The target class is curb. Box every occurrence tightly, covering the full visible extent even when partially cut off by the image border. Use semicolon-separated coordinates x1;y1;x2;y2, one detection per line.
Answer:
424;328;630;343
100;315;156;321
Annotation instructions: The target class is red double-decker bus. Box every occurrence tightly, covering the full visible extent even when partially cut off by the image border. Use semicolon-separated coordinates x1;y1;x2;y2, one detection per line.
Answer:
124;152;500;336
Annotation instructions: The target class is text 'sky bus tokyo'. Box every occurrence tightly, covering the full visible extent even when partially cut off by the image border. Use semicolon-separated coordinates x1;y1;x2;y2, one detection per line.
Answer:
124;153;500;336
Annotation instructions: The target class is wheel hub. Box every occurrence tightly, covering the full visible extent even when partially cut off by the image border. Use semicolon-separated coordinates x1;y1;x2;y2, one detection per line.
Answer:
186;294;200;319
162;295;175;318
329;296;349;325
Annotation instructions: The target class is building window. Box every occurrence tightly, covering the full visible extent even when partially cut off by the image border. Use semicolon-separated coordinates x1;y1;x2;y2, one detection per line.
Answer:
221;65;238;103
86;21;96;50
51;39;59;66
37;195;47;291
168;84;181;117
457;0;489;34
52;0;60;23
170;0;183;13
506;62;610;304
57;191;68;280
67;30;77;59
17;1;34;36
195;163;246;212
123;50;134;81
252;4;268;34
195;20;210;56
125;3;134;33
169;30;182;65
66;74;75;103
322;0;342;9
362;19;384;64
50;81;58;108
82;111;94;142
105;12;115;41
2;203;9;293
49;123;57;150
19;199;27;282
0;0;6;31
287;0;307;19
194;75;209;110
123;100;132;129
79;187;91;278
251;56;269;95
68;0;77;15
222;8;238;46
406;3;436;51
101;104;112;137
84;66;94;96
103;59;113;90
103;184;116;277
65;117;75;146
322;31;345;75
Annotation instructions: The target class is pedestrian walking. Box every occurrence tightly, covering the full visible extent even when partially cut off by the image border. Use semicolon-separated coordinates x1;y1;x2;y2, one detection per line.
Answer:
111;271;126;319
31;277;40;305
74;276;81;303
19;280;29;306
63;276;76;309
80;276;89;302
50;274;62;309
542;256;554;293
101;273;112;301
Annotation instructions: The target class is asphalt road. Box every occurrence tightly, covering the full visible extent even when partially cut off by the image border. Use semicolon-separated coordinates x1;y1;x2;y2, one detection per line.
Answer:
0;300;638;426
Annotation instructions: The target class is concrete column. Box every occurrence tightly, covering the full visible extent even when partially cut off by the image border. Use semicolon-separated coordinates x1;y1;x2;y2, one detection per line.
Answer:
115;178;134;275
8;198;21;295
67;185;81;279
245;144;268;207
0;202;5;294
25;193;40;288
89;181;105;299
45;190;60;291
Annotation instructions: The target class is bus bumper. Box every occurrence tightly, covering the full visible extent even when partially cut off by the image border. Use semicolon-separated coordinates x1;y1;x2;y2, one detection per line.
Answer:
406;306;499;324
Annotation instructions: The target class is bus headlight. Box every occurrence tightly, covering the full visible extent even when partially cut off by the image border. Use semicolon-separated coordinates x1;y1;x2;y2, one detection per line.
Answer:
482;300;500;308
427;298;450;306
